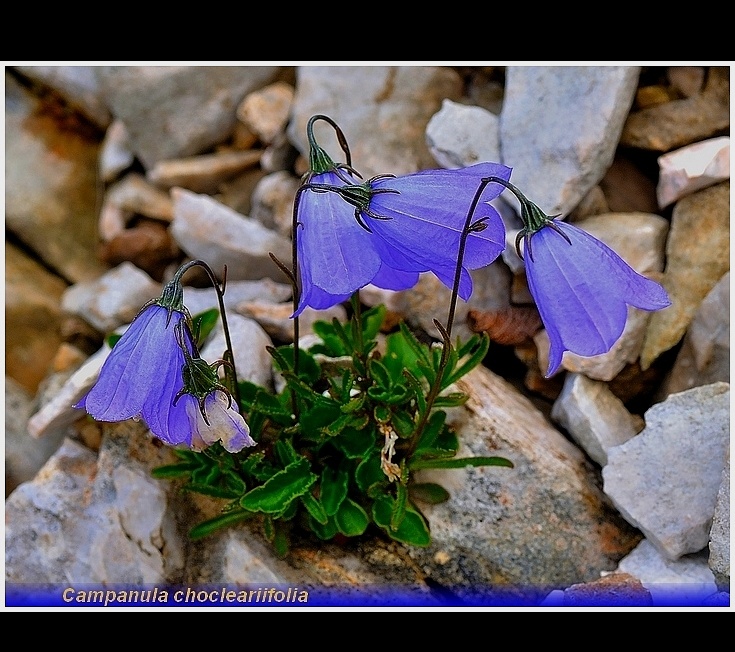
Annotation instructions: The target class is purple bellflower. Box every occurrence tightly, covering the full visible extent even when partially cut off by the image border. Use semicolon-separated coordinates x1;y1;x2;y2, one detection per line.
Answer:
162;323;255;453
293;116;512;315
494;178;671;377
75;275;193;431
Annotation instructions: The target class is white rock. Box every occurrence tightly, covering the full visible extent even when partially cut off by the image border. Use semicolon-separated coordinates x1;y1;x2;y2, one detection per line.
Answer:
657;137;730;209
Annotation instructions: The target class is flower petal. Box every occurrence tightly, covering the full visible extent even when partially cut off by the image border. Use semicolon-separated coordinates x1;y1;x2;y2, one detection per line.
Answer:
194;392;255;453
296;171;381;312
368;163;510;292
525;220;670;377
79;306;186;421
142;323;195;445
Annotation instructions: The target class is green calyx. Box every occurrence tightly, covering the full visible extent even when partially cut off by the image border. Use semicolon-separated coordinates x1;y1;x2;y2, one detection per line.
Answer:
485;176;570;261
335;182;373;212
487;177;554;234
180;356;229;403
309;142;337;175
156;276;186;312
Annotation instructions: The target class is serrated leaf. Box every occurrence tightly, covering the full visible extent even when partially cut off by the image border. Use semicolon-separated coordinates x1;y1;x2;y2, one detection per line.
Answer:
189;509;253;540
340;393;366;413
336;498;369;537
409;456;514;471
360;304;386;341
271;345;321;383
274;438;298;466
239;458;316;514
183;483;242;500
398;321;431;365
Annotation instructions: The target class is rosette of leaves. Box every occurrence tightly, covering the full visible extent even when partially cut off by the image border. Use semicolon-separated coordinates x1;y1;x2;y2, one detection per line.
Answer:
153;305;512;556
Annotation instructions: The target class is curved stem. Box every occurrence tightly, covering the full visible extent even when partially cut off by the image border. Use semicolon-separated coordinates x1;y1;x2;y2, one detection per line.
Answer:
307;114;352;168
176;260;242;412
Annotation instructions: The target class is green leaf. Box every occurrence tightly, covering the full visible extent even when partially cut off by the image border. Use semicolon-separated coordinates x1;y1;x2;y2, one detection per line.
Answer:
239;458;316;514
251;391;294;423
442;333;490;388
150;462;199;479
300;491;328;525
409;456;514;471
272;524;290;558
373;405;391;424
402;370;427;415
360;304;386;341
355;454;385;493
189;509;253;540
368;358;391;388
331;425;376;459
336;498;369;537
309;514;338;541
274;438;298;466
191;308;220;348
106;333;122;349
183;483;242;500
398;321;431;366
320;467;349;516
413;410;448;453
409;482;450;504
372;496;431;547
432;392;469;408
271;345;321;384
391;481;408;531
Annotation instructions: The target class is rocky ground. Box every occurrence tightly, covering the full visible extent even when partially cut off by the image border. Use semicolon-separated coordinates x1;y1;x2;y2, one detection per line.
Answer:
4;64;730;608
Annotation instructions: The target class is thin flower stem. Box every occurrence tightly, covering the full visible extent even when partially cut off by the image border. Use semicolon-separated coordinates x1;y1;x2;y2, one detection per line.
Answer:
408;177;495;455
176;260;243;412
351;293;363;350
290;185;311;382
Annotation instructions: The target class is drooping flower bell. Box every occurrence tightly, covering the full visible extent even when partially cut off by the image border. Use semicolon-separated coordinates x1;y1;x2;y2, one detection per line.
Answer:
293;115;512;315
161;323;255;453
492;177;671;378
75;270;193;428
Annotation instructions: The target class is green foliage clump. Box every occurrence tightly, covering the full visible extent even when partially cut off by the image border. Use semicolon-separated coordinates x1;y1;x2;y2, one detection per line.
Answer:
153;304;512;555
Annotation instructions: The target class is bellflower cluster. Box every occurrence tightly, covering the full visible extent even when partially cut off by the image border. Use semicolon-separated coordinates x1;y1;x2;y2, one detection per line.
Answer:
293;116;512;316
75;264;254;453
67;111;676;555
493;178;671;377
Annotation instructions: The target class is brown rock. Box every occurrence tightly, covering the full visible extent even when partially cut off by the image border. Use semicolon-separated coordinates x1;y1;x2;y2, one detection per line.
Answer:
98;220;182;282
467;305;542;346
5;72;108;284
5;241;68;394
620;66;729;151
641;181;730;369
